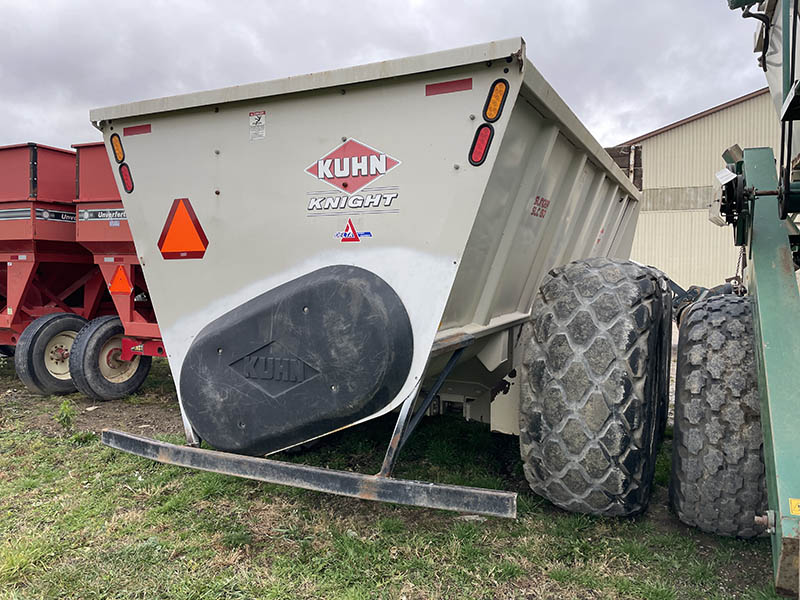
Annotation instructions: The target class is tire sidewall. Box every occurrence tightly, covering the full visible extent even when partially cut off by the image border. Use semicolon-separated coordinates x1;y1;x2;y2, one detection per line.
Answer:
70;316;151;401
27;313;87;395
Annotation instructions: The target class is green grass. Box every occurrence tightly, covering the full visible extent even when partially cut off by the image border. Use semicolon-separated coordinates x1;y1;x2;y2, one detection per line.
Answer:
0;358;778;599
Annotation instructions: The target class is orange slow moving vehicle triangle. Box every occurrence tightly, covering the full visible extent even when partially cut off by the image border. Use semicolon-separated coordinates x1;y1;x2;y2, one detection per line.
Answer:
157;198;209;259
108;265;133;295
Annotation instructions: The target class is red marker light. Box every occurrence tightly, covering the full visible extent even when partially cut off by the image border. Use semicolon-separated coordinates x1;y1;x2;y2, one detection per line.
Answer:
469;124;494;166
119;163;134;193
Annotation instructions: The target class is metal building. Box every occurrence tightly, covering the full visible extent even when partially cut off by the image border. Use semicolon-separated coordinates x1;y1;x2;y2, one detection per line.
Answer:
608;88;780;288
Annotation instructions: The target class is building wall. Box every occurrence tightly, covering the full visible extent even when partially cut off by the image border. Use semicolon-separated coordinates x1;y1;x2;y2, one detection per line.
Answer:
630;210;741;289
628;91;780;288
639;92;780;190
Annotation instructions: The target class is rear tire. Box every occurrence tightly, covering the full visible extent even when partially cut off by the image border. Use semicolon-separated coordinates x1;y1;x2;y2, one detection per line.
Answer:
669;294;766;538
14;313;87;395
647;267;673;447
520;258;666;517
69;316;152;401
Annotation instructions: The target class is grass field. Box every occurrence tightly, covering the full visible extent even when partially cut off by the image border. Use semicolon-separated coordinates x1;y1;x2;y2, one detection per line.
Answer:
0;358;779;599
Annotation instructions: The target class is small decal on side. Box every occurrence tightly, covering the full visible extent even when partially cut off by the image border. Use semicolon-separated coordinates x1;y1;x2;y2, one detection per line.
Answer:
790;498;800;516
36;209;76;222
335;218;371;243
530;196;549;219
249;110;266;141
79;209;127;221
595;227;605;246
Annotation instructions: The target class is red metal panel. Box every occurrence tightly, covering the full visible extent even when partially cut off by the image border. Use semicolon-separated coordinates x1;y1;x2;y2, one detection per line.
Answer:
0;146;33;202
33;146;76;204
0;203;34;242
0;144;76;204
76;201;133;250
31;202;78;242
73;143;120;203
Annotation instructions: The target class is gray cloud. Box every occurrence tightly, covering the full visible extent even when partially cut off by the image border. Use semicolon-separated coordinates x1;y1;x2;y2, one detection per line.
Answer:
0;0;768;149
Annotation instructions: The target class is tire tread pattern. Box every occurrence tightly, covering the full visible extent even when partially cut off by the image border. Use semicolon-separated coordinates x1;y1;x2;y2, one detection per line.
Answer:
520;258;665;517
669;294;766;538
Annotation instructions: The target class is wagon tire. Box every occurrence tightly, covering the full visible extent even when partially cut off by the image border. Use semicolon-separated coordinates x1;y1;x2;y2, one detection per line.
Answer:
15;313;88;395
669;294;766;538
519;258;667;517
69;316;152;402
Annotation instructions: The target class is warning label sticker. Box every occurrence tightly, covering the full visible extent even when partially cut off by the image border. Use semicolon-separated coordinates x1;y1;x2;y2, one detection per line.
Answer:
790;498;800;516
249;110;266;141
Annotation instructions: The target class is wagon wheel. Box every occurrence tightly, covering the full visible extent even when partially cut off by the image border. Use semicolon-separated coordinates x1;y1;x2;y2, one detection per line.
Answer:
69;316;152;402
15;313;88;395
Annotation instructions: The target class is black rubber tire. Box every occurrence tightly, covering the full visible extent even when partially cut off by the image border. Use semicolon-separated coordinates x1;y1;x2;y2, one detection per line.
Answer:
14;313;87;395
520;258;666;517
646;267;673;447
69;316;152;401
0;345;15;357
669;295;766;538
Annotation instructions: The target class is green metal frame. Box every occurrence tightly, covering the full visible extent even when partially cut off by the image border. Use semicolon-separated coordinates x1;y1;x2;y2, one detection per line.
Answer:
741;147;800;595
724;1;800;592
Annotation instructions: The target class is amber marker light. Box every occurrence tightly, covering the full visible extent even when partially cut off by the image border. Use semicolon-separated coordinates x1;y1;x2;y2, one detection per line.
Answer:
110;133;125;163
483;79;509;123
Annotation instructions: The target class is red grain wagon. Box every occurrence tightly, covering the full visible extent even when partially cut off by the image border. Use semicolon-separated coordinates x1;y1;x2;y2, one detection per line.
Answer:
69;142;164;400
0;143;109;394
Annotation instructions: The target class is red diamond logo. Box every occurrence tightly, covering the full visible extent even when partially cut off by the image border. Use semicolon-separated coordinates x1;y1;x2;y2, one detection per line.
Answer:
306;139;400;194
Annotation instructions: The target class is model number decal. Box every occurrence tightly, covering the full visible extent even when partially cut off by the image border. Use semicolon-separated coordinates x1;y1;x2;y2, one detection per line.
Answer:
531;196;549;218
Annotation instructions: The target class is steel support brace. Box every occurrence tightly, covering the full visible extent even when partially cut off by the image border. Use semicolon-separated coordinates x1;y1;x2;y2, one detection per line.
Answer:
102;430;517;518
379;347;465;477
743;147;800;596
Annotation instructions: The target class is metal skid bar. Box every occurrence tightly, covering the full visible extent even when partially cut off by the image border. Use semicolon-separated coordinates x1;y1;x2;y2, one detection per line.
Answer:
102;429;517;518
103;341;516;518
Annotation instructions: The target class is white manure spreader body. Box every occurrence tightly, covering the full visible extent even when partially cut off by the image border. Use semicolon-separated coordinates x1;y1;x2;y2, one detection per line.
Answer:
92;38;668;519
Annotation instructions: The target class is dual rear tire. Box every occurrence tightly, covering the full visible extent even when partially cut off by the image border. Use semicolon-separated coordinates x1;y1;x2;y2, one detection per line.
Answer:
14;314;151;401
521;259;767;535
519;258;671;517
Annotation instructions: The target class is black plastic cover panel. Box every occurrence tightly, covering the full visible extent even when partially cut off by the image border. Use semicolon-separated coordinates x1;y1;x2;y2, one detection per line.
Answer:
180;265;414;455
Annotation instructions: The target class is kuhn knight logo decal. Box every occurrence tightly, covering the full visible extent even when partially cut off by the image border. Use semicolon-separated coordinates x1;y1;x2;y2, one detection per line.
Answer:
306;139;400;194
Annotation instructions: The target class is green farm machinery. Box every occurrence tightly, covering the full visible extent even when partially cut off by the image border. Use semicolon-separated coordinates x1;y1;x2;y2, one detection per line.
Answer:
694;0;800;594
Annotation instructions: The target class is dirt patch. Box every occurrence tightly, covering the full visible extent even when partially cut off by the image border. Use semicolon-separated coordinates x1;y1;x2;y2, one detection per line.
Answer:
0;358;183;438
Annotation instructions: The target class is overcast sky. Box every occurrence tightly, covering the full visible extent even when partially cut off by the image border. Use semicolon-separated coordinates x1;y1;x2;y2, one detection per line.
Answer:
0;1;768;149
